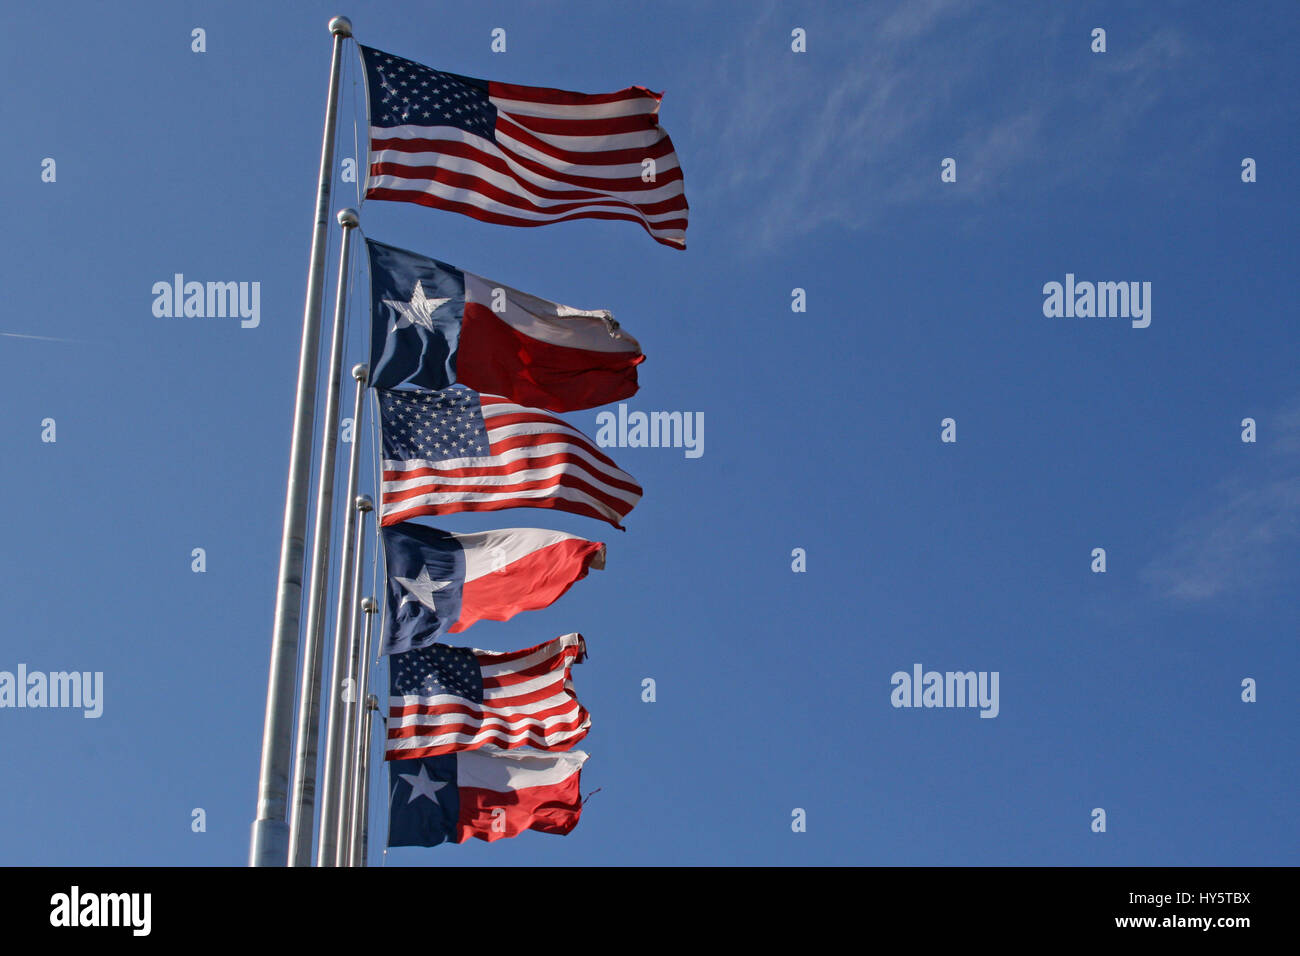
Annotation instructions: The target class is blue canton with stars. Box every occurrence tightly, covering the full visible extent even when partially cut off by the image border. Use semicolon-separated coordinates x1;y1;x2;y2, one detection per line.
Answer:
391;643;485;705
379;387;491;464
360;45;497;139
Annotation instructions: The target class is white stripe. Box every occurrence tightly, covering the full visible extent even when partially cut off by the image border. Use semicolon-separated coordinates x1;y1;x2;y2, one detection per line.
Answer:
384;461;639;506
368;171;685;230
482;408;618;443
393;436;630;479
389;693;581;728
455;749;588;793
385;441;636;489
495;115;666;153
455;528;590;583
495;127;682;178
387;717;589;752
383;485;626;524
477;633;584;679
462;272;640;355
485;669;573;701
491;89;659;118
369;123;685;182
481;425;616;459
370;137;685;198
385;459;634;501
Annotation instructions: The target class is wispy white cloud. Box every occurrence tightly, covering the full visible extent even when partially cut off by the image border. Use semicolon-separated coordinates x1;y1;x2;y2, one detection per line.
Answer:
1143;401;1300;601
1;331;84;343
689;3;1201;248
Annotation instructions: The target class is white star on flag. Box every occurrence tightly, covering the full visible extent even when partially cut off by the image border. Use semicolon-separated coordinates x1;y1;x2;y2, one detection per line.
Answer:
398;764;448;804
383;281;453;334
394;567;452;613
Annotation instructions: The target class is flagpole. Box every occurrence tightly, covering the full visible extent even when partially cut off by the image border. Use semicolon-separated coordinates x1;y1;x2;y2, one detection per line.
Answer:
250;13;352;868
355;693;378;866
318;489;371;865
347;596;378;866
335;496;372;865
287;207;360;866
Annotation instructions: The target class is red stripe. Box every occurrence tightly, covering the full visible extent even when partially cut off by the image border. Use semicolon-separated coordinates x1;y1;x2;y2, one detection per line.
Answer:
489;79;661;107
453;539;603;632
369;156;687;219
386;711;589;747
380;495;625;530
494;115;679;169
384;451;639;497
485;430;628;475
455;768;584;843
494;136;683;192
455;302;642;413
501;110;660;137
491;135;686;193
387;710;587;742
481;653;582;688
386;450;638;496
382;469;637;517
483;413;627;466
383;448;628;483
369;134;684;195
388;697;583;728
365;187;686;247
385;726;588;759
390;686;574;712
471;634;586;667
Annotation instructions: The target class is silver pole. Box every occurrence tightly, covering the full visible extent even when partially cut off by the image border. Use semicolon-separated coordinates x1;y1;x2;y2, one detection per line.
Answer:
318;490;372;865
250;14;352;868
347;598;378;866
352;693;379;867
287;207;360;866
335;502;372;865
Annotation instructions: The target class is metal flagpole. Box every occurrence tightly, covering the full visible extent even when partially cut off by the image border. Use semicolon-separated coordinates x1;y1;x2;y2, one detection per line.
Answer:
335;502;372;865
287;207;360;866
354;694;379;866
250;14;352;868
347;597;378;865
319;488;371;865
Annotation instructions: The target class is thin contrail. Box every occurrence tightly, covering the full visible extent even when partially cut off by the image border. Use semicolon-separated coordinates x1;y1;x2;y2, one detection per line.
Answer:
0;331;84;343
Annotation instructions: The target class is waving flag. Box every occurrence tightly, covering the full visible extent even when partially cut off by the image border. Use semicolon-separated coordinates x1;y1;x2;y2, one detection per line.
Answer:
388;749;588;846
378;386;641;529
359;45;688;249
381;521;606;655
367;238;644;411
387;633;589;760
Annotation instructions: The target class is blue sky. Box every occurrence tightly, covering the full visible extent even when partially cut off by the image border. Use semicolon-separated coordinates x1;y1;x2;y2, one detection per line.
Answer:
1;0;1296;865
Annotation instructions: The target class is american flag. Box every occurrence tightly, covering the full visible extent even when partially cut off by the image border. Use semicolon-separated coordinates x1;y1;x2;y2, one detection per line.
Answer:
358;45;689;249
378;386;641;530
386;633;590;760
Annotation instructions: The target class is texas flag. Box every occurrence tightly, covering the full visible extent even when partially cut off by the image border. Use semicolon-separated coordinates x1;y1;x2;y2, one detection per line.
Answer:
367;239;644;412
388;749;588;846
381;521;606;655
